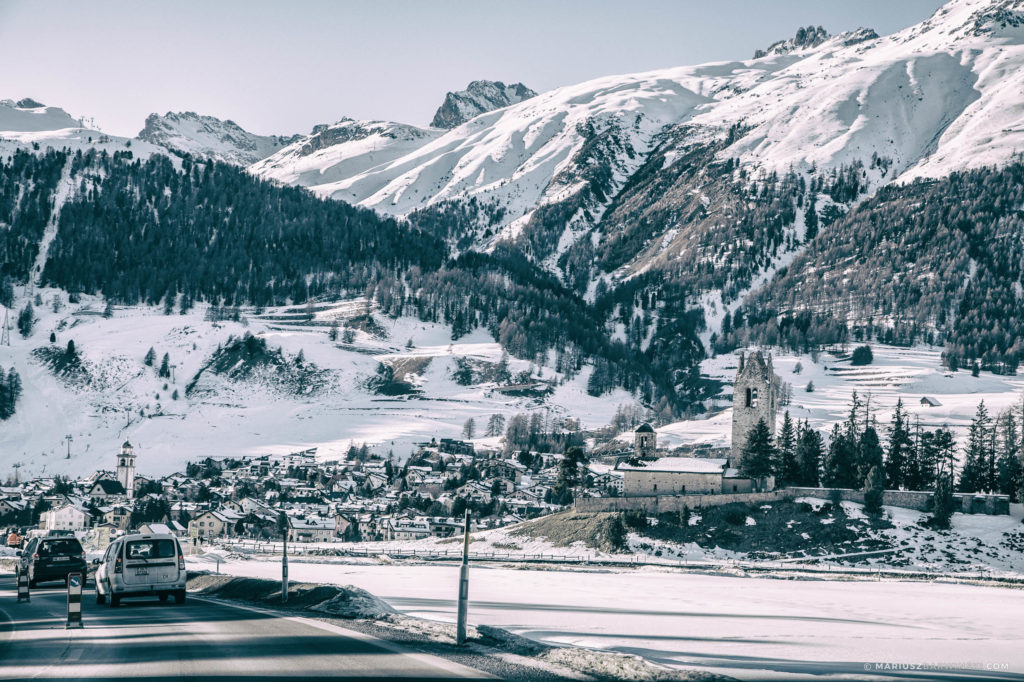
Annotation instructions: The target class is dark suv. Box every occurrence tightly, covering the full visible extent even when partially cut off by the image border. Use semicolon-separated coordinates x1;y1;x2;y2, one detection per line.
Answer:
18;536;87;587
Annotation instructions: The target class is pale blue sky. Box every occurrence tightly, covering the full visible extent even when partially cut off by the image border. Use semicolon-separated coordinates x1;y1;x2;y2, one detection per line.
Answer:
0;0;945;137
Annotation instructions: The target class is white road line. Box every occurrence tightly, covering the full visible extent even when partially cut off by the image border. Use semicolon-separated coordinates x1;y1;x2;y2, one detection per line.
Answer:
191;595;495;679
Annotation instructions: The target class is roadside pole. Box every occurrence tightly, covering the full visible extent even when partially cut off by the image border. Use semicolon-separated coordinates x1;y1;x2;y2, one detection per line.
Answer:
66;573;83;628
456;509;470;646
16;566;29;603
282;535;288;604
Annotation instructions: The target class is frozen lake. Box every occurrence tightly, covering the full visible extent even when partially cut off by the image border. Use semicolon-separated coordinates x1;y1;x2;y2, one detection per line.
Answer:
197;557;1024;680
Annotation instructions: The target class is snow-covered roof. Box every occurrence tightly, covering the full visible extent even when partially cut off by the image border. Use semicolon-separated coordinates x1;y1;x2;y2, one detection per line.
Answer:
617;457;727;474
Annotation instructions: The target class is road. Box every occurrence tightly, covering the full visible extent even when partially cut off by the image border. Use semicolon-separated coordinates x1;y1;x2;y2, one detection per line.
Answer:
0;574;489;680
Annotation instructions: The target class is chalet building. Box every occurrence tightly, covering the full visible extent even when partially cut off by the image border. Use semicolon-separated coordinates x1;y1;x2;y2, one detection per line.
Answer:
40;503;92;531
287;516;336;542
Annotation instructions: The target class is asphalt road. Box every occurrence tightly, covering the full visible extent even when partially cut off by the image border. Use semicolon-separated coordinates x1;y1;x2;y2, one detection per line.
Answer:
0;575;490;680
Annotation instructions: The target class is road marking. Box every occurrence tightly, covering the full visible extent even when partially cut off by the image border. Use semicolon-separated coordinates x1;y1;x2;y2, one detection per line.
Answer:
191;595;495;679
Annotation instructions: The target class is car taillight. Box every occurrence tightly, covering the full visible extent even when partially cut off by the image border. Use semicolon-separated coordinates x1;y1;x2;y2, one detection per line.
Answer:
114;556;122;573
178;554;185;570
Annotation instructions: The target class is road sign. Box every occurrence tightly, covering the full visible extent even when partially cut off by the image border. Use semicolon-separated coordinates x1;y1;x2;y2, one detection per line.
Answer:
66;572;83;628
16;567;29;603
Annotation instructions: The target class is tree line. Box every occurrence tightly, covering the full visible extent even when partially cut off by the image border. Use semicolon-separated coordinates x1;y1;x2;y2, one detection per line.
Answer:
739;392;1024;503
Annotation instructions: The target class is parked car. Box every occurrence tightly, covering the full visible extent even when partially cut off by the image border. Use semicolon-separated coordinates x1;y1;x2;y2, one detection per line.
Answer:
17;535;87;587
94;533;187;606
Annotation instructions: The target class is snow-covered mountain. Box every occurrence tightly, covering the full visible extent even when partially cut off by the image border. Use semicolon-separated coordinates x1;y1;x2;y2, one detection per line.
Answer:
137;111;299;165
250;0;1024;244
0;98;165;158
429;80;537;128
248;119;444;198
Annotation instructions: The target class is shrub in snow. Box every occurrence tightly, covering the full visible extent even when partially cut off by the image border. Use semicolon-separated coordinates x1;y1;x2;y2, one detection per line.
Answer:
851;345;873;366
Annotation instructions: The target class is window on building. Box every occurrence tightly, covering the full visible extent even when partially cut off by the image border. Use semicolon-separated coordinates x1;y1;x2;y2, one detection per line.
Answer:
751;389;759;408
653;483;657;492
733;485;738;492
745;387;752;407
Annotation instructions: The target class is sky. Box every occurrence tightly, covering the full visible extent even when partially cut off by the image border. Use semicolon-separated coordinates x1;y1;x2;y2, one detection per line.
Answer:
0;0;946;137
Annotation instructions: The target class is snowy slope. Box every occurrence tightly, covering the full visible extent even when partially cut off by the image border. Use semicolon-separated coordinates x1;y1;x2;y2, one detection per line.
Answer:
429;80;537;129
700;0;1024;181
251;0;1024;233
251;61;785;223
0;98;167;159
633;344;1024;453
0;290;632;479
249;119;444;200
137;111;298;165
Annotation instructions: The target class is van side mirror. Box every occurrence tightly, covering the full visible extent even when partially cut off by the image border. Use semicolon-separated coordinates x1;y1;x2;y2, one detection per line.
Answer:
92;558;101;566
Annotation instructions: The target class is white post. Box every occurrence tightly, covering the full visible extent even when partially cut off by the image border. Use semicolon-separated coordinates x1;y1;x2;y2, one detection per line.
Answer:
456;509;470;645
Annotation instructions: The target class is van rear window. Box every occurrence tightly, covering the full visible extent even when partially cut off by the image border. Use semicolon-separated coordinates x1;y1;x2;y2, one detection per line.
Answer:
126;539;177;560
39;539;83;556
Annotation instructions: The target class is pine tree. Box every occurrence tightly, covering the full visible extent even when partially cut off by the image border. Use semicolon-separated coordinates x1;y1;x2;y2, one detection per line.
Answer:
931;474;955;529
740;418;775;479
959;401;992;493
16;303;34;338
884;398;912;489
863;465;885;515
158;353;171;379
462;417;476;440
822;423;858;488
486;413;506;437
772;411;798;485
858;424;883;487
996;410;1023;500
795;421;823;486
328;319;339;342
934;427;956;482
144;347;156;366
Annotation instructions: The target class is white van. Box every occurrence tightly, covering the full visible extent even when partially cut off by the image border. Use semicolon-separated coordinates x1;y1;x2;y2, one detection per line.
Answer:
94;533;187;606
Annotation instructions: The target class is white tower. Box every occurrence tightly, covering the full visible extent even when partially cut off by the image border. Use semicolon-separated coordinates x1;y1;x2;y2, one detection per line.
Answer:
117;440;136;499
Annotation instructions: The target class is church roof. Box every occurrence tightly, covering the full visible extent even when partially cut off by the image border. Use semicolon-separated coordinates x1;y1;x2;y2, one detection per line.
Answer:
635;423;655;433
617;457;727;474
122;440;133;449
92;479;127;495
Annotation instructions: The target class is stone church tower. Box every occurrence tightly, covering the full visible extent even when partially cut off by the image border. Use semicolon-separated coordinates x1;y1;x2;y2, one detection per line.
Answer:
117;440;136;499
731;351;778;457
634;423;657;459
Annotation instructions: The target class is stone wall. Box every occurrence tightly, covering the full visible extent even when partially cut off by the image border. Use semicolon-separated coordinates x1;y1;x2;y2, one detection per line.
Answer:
577;487;1011;515
786;487;1010;515
575;491;790;513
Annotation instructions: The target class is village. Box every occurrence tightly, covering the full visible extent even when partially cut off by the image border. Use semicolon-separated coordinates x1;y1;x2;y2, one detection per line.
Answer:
4;351;1014;557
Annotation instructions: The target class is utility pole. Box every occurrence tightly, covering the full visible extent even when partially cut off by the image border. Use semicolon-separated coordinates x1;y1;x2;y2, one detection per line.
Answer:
64;435;73;459
1;308;9;347
456;509;470;645
169;364;177;383
278;512;289;604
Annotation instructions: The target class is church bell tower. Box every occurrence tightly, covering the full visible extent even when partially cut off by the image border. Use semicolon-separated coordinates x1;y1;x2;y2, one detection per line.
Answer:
117;440;136;499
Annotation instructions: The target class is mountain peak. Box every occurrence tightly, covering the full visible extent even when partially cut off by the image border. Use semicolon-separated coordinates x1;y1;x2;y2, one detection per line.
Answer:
753;25;830;58
430;80;537;129
137;111;298;165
